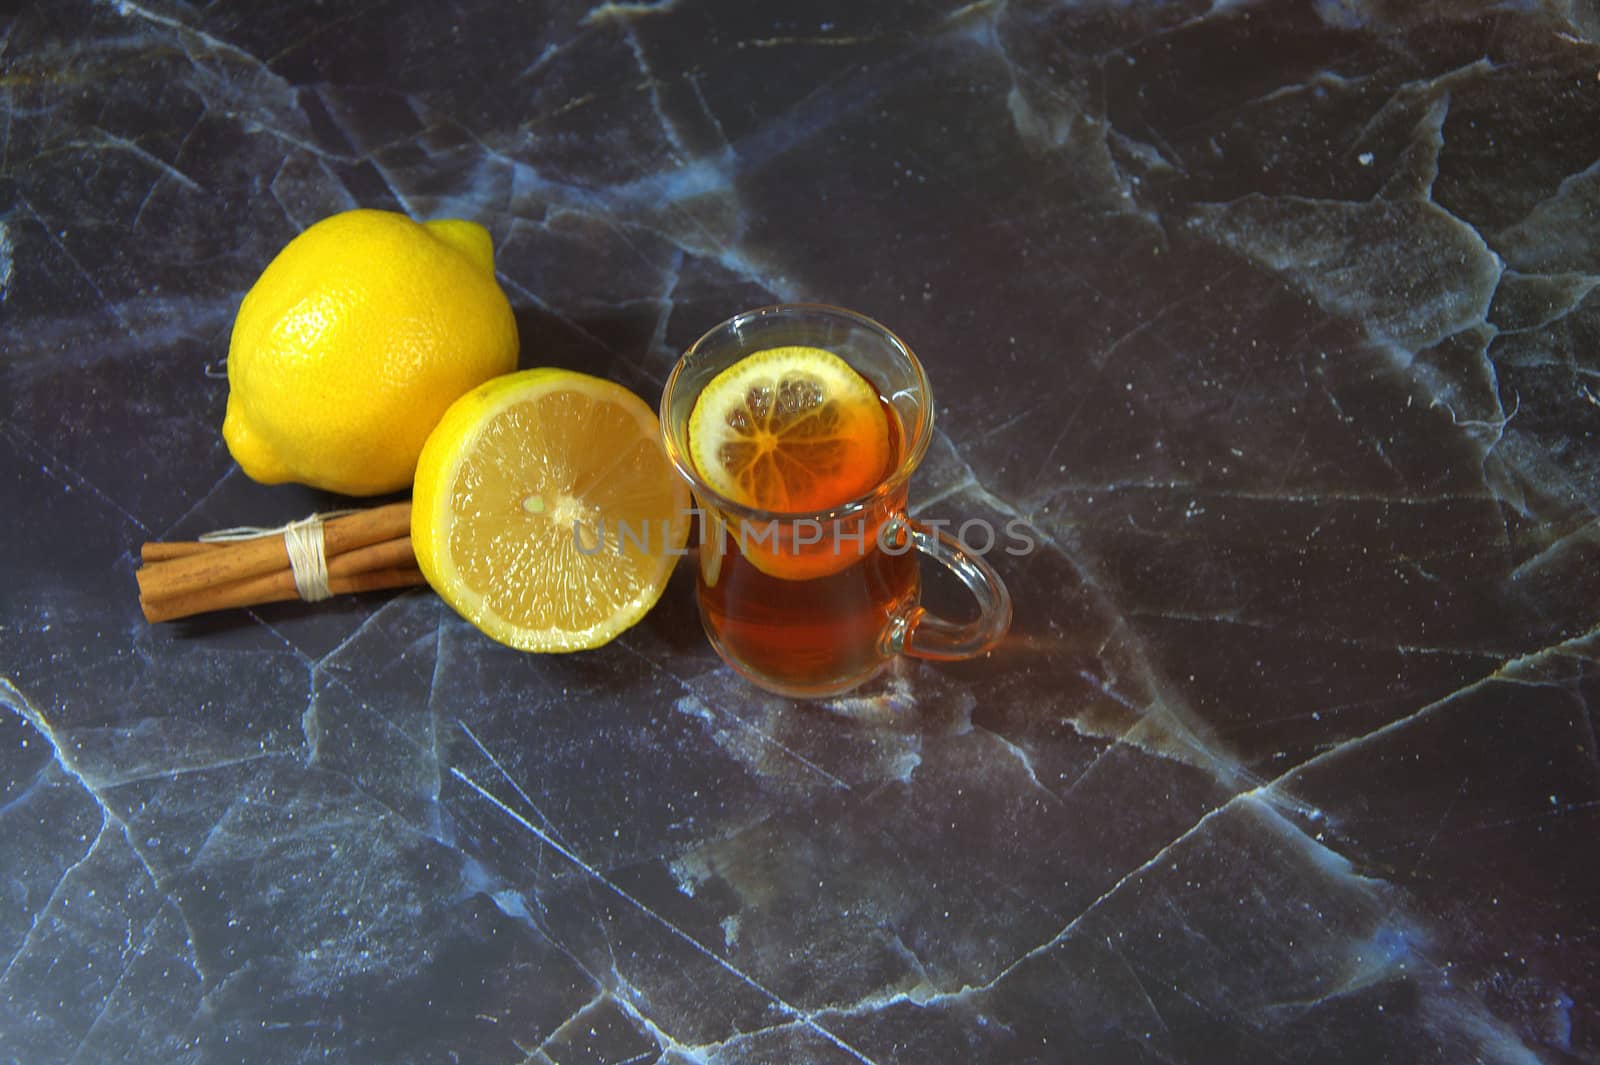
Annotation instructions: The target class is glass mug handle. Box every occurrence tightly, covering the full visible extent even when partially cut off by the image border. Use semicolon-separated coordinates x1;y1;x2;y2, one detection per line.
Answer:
881;516;1013;661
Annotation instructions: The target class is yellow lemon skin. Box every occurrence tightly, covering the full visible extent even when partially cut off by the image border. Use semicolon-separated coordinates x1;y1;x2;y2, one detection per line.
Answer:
222;209;519;496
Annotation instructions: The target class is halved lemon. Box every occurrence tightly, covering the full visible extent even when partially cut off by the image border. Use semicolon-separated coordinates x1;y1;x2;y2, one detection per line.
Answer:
687;346;890;513
412;369;690;652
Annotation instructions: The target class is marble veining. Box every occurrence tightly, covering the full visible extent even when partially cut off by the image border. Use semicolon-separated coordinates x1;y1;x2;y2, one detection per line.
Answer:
3;0;1598;1062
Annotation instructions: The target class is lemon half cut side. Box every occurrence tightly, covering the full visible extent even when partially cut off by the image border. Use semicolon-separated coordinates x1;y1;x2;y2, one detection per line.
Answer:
411;369;690;652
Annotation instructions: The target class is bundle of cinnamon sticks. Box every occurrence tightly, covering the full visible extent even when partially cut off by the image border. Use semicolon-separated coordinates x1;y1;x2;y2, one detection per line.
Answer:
136;502;426;623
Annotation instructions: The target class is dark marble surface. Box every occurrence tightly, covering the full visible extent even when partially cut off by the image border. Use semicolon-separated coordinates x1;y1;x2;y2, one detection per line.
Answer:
3;1;1599;1062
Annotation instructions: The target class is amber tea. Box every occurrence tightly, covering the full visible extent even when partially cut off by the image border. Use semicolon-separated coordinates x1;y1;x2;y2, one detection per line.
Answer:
661;303;1012;698
697;398;920;694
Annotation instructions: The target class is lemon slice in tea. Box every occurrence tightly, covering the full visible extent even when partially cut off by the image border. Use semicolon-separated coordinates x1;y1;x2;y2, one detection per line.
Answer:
412;369;690;651
687;346;890;512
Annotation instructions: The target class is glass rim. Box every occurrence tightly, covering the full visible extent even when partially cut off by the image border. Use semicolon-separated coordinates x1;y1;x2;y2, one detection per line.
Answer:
659;302;936;523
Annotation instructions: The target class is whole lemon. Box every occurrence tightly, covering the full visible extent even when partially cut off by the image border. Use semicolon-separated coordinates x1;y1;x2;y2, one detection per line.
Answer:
222;209;519;496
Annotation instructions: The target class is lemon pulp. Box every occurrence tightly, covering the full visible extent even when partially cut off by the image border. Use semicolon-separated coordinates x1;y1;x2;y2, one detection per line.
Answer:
412;369;689;652
687;346;891;513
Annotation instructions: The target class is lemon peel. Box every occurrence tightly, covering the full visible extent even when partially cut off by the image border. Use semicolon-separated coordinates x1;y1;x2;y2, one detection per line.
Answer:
223;209;518;496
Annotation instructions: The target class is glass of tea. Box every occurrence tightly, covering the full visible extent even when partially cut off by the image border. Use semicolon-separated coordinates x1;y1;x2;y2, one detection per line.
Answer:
660;304;1012;698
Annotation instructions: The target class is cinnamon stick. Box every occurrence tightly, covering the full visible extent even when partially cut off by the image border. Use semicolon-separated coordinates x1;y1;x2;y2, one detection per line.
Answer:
140;536;423;622
141;567;426;624
136;502;412;603
141;541;221;563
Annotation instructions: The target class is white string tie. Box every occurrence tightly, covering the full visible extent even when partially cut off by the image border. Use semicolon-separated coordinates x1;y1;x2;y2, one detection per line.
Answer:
199;509;358;602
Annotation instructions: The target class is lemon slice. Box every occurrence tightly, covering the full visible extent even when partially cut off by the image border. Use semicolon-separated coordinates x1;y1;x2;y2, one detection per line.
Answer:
412;369;690;652
687;346;890;513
